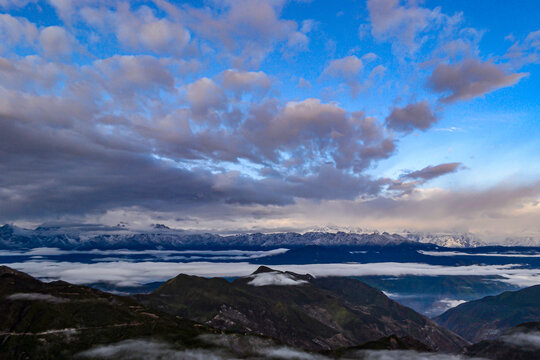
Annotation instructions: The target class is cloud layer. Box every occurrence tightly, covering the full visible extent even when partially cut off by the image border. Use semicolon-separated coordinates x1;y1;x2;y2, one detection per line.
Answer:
0;0;538;240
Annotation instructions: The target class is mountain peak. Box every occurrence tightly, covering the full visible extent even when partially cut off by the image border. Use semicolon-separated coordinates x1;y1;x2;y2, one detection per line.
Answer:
252;266;276;274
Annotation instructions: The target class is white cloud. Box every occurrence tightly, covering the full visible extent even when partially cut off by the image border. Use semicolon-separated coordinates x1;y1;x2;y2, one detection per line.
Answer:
77;338;481;360
247;271;307;286
419;250;540;258
438;299;466;310
7;292;68;303
501;332;540;349
4;260;540;287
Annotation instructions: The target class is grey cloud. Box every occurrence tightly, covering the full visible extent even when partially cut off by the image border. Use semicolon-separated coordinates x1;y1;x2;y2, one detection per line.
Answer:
181;0;299;67
322;55;363;78
385;101;438;133
427;59;527;103
186;77;226;117
80;3;191;56
402;163;464;181
321;55;366;97
220;69;272;97
38;26;75;58
0;13;38;50
90;55;177;107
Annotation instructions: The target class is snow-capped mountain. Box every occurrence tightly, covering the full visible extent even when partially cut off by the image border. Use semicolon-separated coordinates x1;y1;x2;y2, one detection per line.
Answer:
0;224;414;250
2;224;537;250
401;231;486;248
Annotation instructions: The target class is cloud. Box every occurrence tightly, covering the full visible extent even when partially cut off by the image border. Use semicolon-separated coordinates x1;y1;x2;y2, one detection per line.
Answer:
367;0;450;54
501;332;540;349
77;338;482;360
322;55;366;96
356;350;481;360
247;271;308;286
385;101;438;133
505;29;540;67
427;59;527;103
401;163;463;181
220;69;272;97
6;260;540;287
0;0;36;8
78;339;231;360
181;0;299;67
80;3;191;56
323;55;363;78
0;13;38;51
297;77;311;89
39;26;76;58
6;292;68;303
186;77;226;117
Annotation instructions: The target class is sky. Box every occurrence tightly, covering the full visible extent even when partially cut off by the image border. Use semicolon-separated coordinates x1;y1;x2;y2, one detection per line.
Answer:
0;0;539;241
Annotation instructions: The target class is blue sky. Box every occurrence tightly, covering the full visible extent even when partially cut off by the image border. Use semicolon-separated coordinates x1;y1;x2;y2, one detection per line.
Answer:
0;0;539;240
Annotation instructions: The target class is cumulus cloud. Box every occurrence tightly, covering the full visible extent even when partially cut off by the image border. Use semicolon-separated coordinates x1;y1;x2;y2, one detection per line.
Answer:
385;101;438;133
0;13;38;51
220;69;272;97
181;0;299;67
427;59;527;103
323;55;363;78
322;55;368;96
186;77;226;117
39;26;76;58
80;3;191;56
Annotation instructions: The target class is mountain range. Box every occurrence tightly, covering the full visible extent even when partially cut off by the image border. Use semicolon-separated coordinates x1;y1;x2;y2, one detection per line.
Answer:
135;265;468;352
0;224;503;250
2;265;540;359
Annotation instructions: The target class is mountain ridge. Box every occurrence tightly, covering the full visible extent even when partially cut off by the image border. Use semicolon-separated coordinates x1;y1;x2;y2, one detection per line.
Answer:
0;224;497;249
136;266;469;352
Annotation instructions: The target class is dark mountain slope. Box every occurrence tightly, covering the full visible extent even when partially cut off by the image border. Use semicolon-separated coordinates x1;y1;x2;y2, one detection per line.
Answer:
435;285;540;342
0;266;217;359
464;322;540;360
136;266;468;352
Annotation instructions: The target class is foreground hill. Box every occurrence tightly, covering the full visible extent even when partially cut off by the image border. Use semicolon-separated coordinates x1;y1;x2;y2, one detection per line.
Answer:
136;266;468;352
464;322;540;360
435;285;540;342
0;266;218;359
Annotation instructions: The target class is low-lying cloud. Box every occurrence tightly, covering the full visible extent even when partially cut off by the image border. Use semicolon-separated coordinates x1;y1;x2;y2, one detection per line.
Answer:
247;271;308;286
6;292;68;303
77;338;485;360
5;260;539;287
501;331;540;349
